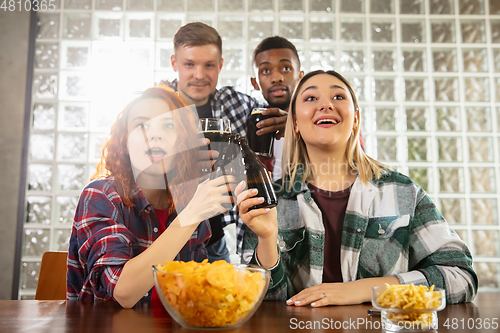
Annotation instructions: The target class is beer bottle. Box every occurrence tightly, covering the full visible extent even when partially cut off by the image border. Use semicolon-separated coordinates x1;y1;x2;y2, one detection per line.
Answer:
238;137;277;211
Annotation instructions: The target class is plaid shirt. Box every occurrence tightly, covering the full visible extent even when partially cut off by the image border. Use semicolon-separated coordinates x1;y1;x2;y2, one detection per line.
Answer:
67;177;211;301
159;79;266;254
242;169;478;304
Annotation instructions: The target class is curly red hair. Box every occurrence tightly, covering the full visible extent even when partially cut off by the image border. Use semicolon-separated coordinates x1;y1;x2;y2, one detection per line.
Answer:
92;86;200;211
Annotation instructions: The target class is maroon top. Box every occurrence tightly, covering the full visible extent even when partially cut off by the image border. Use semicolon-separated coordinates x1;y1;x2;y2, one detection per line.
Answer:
307;183;352;283
151;208;172;302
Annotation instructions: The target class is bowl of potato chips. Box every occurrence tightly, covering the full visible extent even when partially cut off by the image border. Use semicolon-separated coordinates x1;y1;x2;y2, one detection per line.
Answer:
372;284;446;332
153;260;270;329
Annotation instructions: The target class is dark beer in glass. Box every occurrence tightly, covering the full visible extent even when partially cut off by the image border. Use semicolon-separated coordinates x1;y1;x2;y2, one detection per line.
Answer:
246;108;275;157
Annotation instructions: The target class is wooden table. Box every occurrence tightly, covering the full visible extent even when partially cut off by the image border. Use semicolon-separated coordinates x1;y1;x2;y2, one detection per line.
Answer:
1;293;499;332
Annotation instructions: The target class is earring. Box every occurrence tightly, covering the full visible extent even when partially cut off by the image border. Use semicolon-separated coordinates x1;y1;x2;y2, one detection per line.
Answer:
295;132;301;142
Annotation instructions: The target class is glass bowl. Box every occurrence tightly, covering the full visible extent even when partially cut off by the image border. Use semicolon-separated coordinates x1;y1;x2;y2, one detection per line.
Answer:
152;262;270;329
371;285;446;332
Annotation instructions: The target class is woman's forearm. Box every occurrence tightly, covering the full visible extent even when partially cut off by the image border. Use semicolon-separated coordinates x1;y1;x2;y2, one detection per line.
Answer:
255;234;279;269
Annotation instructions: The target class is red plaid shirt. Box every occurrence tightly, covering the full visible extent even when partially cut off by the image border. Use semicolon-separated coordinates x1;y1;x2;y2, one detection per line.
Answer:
66;177;210;301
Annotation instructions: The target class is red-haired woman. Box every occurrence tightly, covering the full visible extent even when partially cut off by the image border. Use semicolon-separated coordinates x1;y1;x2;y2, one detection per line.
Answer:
67;86;233;308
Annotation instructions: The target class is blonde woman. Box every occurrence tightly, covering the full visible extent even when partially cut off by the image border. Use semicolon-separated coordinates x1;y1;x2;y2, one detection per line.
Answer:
235;70;477;306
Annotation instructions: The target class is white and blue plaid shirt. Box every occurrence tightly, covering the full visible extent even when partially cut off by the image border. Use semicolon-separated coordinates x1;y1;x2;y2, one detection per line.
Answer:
160;79;267;254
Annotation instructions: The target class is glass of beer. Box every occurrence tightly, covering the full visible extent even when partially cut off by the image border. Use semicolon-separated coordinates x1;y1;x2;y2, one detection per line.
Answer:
199;118;231;172
246;108;275;157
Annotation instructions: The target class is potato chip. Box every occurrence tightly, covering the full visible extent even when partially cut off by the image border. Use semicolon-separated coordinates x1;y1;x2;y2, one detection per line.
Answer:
155;260;267;328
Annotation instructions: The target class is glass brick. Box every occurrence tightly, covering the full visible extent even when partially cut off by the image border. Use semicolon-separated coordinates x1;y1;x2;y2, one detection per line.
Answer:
371;20;395;43
408;168;429;191
60;104;87;129
400;0;424;14
24;229;50;256
125;45;152;68
218;76;246;92
65;0;91;9
473;230;500;256
407;137;429;161
432;49;457;72
463;48;488;72
310;0;334;12
470;167;495;192
249;0;274;11
406;108;428;131
438;137;463;161
57;164;87;191
223;48;244;71
340;20;364;43
89;133;107;161
494;49;500;73
436;107;461;131
158;18;182;39
440;198;465;223
459;0;484;14
340;0;364;13
280;18;305;41
467;107;491;132
56;196;79;224
461;20;486;43
371;49;396;72
26;196;51;225
430;0;454;14
434;77;459;101
60;73;89;99
128;19;151;38
375;108;396;131
90;101;122;128
219;0;244;11
370;0;393;13
491;0;500;14
92;42;124;70
402;49;425;72
33;73;58;99
32;103;56;130
431;20;456;43
36;13;59;39
219;17;244;42
475;262;499;288
53;229;72;251
21;262;41;290
372;78;395;101
156;44;173;69
464;77;489;102
309;47;336;71
248;17;274;41
62;44;90;68
57;133;88;161
29;133;54;161
63;13;92;39
96;0;123;10
339;49;365;72
280;0;304;12
188;0;213;11
127;0;154;11
439;168;464;192
401;21;425;43
35;42;58;69
310;19;335;41
28;165;53;192
404;78;426;101
491;21;500;43
471;198;498;225
97;16;123;39
376;137;397;161
455;230;467;242
468;137;493;162
345;76;365;102
496;78;500;103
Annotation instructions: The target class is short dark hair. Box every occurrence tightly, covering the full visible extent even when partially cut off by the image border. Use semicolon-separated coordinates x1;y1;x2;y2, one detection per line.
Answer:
174;22;222;57
252;36;300;68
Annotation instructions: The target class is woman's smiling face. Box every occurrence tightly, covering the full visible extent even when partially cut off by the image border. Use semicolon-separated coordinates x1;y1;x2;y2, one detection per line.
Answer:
127;98;178;179
294;73;358;152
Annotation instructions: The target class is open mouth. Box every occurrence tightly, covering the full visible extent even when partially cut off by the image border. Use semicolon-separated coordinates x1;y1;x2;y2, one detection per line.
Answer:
146;147;167;163
314;118;339;126
269;85;288;98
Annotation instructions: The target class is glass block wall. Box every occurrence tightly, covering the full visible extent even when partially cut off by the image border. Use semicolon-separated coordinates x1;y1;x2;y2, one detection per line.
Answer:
21;0;500;298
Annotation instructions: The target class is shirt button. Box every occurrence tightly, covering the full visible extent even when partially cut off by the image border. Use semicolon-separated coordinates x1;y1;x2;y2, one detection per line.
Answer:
357;228;361;233
279;240;286;248
153;227;158;233
145;293;149;297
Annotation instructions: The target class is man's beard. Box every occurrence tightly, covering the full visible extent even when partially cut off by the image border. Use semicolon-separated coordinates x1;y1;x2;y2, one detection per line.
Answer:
268;98;291;111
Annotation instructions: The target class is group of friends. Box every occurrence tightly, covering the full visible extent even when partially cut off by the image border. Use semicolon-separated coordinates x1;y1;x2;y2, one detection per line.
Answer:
66;22;478;309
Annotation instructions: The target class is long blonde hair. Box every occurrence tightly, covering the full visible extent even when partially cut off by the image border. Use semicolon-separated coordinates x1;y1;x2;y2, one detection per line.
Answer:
282;70;388;191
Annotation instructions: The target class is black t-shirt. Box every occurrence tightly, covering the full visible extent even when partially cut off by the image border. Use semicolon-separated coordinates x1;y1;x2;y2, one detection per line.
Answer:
195;101;225;245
